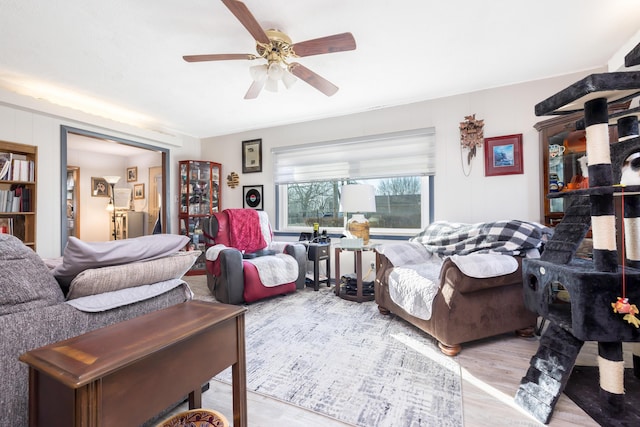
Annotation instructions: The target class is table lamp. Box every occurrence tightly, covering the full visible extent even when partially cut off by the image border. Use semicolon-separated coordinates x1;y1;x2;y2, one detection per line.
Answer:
339;184;376;245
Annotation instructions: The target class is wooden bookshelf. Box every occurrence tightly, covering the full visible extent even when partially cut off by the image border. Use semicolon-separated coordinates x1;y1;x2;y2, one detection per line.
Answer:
0;140;37;250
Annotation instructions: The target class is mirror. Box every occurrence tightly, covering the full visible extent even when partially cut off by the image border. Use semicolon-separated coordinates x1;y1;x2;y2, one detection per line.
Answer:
60;126;169;252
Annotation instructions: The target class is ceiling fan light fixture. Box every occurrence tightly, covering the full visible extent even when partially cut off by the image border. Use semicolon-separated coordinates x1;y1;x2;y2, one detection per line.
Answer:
267;62;284;80
249;64;268;82
265;77;279;92
282;69;297;89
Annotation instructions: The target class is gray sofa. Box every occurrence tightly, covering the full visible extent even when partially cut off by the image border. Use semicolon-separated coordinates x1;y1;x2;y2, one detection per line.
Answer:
0;234;194;426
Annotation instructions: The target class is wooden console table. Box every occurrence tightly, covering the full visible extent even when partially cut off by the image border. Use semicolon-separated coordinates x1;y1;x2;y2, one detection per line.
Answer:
19;301;247;427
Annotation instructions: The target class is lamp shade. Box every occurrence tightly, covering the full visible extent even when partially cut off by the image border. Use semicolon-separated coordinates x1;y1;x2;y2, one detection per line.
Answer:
339;184;376;213
103;175;120;185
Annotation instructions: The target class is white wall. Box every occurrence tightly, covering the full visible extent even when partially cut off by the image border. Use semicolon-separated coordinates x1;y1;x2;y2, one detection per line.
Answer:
201;68;603;226
0;91;201;258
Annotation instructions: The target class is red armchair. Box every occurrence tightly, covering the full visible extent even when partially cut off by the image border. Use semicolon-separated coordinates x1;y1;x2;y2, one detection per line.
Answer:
202;209;306;304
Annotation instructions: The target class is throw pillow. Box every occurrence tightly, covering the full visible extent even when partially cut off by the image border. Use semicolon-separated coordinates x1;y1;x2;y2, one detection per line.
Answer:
66;251;199;299
66;279;188;312
0;234;64;315
53;234;189;288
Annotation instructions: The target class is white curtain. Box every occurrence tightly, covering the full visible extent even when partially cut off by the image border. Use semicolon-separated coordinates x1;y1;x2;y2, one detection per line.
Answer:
272;128;436;184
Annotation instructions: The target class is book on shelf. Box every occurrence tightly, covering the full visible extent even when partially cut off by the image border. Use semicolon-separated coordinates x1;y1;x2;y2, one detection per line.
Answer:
0;152;11;180
10;155;31;182
0;185;30;213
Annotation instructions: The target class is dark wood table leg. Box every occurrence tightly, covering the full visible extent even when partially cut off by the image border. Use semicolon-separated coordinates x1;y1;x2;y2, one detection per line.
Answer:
334;247;341;296
313;252;320;291
355;250;363;302
232;314;248;427
326;253;331;287
188;388;202;409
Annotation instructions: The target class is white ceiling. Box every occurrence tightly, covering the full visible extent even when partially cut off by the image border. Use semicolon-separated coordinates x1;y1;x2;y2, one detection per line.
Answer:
1;0;640;139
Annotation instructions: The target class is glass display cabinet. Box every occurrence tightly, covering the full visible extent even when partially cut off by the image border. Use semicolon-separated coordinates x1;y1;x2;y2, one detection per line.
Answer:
178;160;221;274
536;109;622;227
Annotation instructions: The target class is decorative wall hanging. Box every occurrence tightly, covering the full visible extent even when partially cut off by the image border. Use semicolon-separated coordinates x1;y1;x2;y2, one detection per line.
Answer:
133;183;145;199
242;139;262;173
460;114;484;164
459;114;484;177
91;177;109;197
226;171;240;188
127;166;137;182
484;134;524;176
243;185;263;210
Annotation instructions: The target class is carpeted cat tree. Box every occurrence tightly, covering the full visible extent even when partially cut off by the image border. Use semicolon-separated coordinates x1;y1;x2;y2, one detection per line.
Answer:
514;47;640;426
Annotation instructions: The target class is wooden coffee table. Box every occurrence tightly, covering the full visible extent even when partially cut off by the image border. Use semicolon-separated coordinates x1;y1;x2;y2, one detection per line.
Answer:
19;300;247;427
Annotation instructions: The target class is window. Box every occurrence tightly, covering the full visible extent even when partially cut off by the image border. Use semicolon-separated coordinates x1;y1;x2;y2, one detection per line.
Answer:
273;128;435;236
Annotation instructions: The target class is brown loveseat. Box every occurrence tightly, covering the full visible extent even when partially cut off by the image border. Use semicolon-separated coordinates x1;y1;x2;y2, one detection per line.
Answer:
374;220;549;356
375;254;537;356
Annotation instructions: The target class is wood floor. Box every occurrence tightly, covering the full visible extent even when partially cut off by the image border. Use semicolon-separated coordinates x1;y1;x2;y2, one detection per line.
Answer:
180;276;627;426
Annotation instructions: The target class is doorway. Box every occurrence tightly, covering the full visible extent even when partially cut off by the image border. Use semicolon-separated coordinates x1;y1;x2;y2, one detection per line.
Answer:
60;126;170;253
148;165;163;234
66;166;80;238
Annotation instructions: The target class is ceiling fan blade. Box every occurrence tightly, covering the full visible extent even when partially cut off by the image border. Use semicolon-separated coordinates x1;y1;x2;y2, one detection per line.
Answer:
288;63;339;96
244;79;264;99
183;53;256;62
293;32;356;57
221;0;270;45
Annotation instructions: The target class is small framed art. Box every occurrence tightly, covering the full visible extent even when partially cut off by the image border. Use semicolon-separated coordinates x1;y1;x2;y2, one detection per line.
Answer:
91;177;110;197
127;166;138;182
133;183;145;199
243;185;263;210
242;139;262;173
484;134;523;177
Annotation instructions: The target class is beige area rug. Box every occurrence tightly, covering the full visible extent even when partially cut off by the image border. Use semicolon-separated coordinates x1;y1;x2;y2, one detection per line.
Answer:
183;275;463;427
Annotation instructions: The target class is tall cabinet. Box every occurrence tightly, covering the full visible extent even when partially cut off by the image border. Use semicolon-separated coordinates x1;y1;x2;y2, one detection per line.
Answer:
536;107;623;227
0;140;37;250
178;160;221;274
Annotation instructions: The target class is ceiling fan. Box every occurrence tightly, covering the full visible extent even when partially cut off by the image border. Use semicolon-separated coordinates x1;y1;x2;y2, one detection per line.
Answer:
183;0;356;99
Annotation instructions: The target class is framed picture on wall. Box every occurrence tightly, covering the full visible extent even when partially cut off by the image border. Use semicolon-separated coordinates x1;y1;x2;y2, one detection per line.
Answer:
134;183;145;199
484;134;523;176
127;166;138;182
91;177;110;197
242;139;262;173
243;185;263;210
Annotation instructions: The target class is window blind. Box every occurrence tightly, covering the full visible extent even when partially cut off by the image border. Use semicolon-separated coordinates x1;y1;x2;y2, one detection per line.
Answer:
272;128;436;184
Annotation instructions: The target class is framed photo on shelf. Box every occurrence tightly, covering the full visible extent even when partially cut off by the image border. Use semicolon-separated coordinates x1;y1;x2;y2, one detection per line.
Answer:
243;185;263;210
127;166;138;182
242;139;262;173
133;183;145;199
91;177;110;197
484;134;523;177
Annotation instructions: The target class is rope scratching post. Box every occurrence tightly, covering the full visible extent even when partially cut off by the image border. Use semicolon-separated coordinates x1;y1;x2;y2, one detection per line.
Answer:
585;98;618;272
584;97;626;411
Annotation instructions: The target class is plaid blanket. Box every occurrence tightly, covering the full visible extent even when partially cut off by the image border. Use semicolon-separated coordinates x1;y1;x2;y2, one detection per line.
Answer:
409;220;552;256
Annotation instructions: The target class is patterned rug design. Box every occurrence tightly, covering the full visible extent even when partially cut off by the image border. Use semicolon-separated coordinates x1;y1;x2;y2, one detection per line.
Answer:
189;279;463;426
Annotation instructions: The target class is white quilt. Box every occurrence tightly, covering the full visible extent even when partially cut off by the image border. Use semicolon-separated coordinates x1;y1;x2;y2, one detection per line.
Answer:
387;257;443;321
245;253;299;287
